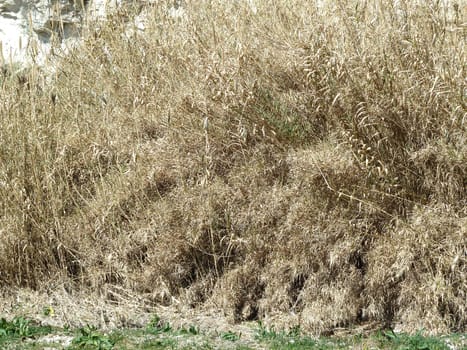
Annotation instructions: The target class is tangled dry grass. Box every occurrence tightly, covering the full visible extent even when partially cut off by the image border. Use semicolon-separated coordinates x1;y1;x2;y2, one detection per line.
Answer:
0;0;465;335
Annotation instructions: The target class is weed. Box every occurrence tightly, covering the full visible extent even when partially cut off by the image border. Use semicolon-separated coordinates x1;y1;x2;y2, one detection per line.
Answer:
378;330;451;350
0;317;31;338
221;330;241;341
70;325;114;350
255;321;279;340
0;317;52;339
42;306;55;317
146;315;173;335
177;325;200;336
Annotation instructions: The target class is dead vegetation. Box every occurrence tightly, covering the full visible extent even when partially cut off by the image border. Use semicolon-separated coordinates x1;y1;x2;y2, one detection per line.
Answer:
0;0;465;335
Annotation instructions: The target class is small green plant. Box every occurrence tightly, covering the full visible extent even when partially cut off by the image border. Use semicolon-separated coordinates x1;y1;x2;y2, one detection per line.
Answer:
247;88;312;144
221;330;241;341
288;325;301;337
0;317;31;338
146;315;172;335
71;325;115;350
0;316;52;339
255;321;279;340
42;305;55;317
178;324;199;335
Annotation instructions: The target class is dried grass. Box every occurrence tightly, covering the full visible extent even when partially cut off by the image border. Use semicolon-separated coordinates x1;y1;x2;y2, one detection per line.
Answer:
0;0;465;335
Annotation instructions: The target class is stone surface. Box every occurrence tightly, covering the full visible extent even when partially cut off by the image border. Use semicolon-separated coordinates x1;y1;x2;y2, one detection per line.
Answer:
0;0;124;65
0;0;180;66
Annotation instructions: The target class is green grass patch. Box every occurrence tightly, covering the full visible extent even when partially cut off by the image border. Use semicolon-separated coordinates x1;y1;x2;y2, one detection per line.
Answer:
220;330;241;342
0;316;53;341
253;323;465;350
255;322;346;349
0;316;464;350
69;325;116;350
374;330;453;350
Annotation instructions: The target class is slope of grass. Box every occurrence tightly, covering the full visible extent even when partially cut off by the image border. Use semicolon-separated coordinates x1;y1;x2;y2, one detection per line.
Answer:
0;0;465;335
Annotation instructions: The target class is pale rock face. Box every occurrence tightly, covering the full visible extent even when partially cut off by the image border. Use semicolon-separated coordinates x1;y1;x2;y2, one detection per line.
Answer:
0;0;100;65
0;0;163;66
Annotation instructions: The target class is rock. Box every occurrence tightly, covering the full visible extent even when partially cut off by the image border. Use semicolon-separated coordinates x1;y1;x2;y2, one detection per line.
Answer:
0;1;23;15
0;0;110;65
